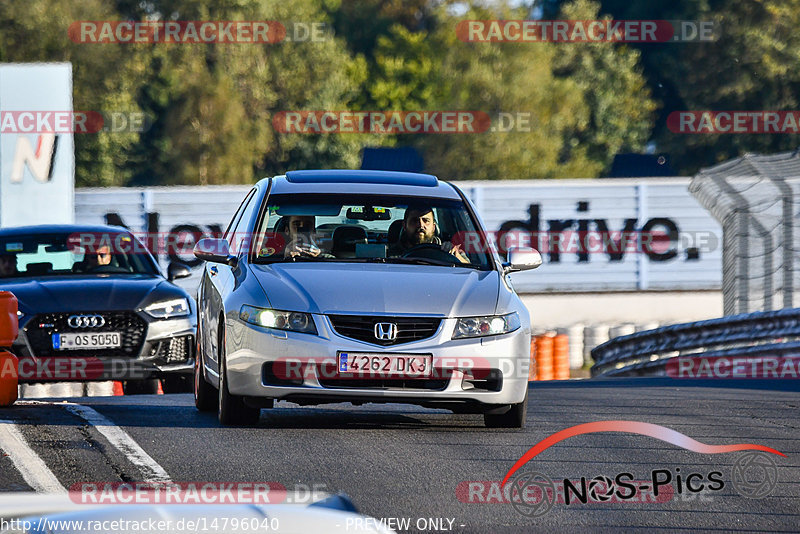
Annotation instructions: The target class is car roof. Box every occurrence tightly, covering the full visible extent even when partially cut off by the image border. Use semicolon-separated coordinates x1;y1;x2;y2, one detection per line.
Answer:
262;170;462;200
0;224;131;237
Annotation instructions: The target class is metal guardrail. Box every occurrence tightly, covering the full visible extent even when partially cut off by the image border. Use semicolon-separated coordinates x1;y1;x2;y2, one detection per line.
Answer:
590;307;800;377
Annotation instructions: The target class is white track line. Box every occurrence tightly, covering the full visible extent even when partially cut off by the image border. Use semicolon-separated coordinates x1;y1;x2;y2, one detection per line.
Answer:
62;403;172;483
0;420;66;493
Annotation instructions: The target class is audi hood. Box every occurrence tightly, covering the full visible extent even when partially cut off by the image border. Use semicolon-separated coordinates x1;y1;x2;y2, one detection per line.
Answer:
250;263;501;317
0;274;189;319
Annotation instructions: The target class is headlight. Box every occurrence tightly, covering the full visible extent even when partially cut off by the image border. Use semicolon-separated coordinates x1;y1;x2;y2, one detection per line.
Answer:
240;305;317;335
452;312;520;339
143;298;191;319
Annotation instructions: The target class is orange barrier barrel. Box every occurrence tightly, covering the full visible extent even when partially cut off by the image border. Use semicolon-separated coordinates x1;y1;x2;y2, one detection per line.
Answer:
0;292;18;347
528;337;537;381
0;352;19;406
553;334;570;380
534;335;554;381
0;291;19;406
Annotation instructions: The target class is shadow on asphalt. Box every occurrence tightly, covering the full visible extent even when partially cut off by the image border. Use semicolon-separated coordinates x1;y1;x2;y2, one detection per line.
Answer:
2;377;797;429
0;397;493;430
533;377;800;392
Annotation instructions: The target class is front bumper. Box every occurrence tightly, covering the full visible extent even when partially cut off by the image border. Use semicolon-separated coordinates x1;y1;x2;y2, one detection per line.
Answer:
223;315;531;409
12;314;195;383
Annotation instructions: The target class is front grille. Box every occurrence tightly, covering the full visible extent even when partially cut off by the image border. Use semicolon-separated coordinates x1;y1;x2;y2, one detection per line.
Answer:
148;335;193;363
328;315;441;346
317;377;449;390
25;312;147;358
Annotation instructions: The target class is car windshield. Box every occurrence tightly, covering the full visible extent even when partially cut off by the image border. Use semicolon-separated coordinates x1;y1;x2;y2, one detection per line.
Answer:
251;193;494;269
0;232;158;278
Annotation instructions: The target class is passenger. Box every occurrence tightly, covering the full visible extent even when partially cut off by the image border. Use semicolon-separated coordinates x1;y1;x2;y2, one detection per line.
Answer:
282;215;331;259
389;206;469;263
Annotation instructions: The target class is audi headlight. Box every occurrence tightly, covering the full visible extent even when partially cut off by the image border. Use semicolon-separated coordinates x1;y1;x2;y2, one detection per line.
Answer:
240;305;317;335
143;298;191;319
453;312;520;339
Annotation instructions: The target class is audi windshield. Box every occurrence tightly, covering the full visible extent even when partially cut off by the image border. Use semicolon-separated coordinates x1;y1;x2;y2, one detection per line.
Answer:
0;232;159;278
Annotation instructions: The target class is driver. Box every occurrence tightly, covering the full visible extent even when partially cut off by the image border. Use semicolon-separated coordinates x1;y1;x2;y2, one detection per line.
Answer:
0;252;18;277
389;206;469;263
81;244;113;270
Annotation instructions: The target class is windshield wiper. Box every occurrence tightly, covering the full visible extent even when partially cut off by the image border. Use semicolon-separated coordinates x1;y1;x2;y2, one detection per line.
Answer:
385;257;483;269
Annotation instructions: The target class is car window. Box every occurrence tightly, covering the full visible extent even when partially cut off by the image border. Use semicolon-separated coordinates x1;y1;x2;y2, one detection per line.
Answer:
223;188;256;242
0;232;159;278
228;188;259;256
253;193;494;269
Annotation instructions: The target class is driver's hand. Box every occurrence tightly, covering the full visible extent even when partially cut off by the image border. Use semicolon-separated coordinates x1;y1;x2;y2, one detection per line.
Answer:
442;242;470;263
285;241;321;258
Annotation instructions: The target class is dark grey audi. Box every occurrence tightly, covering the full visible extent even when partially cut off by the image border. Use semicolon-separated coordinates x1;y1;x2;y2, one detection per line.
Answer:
0;224;196;394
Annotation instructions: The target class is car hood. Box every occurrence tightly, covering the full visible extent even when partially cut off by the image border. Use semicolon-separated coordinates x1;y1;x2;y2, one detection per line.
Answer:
0;274;174;314
250;263;500;317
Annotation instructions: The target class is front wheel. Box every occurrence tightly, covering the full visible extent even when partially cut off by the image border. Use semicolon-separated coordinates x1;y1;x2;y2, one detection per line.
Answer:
484;387;528;429
217;327;260;426
194;353;217;412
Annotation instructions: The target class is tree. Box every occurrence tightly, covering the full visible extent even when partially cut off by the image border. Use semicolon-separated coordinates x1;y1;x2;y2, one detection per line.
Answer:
367;1;655;179
597;0;800;173
126;0;375;184
0;0;147;186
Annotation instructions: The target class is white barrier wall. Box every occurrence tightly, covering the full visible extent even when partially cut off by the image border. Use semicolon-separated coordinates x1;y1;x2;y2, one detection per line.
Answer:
74;178;723;293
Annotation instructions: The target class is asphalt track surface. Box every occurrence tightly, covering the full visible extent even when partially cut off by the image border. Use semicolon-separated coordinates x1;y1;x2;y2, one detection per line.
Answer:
0;377;798;533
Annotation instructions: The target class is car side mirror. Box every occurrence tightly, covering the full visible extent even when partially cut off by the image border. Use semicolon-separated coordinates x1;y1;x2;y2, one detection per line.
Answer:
167;261;192;281
503;247;542;273
193;238;237;267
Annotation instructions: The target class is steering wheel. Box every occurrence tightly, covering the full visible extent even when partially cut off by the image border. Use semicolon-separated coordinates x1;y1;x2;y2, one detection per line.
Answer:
400;243;461;263
89;265;129;274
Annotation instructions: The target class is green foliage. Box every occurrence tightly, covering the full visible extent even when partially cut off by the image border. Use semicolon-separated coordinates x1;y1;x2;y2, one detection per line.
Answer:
0;0;660;184
0;0;146;186
597;0;800;173
362;1;655;179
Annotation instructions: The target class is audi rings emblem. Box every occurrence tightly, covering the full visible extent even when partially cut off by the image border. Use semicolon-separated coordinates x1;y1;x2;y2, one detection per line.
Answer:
67;314;106;328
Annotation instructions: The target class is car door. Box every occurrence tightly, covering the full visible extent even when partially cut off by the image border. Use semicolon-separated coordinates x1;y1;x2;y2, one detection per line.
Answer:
200;188;257;377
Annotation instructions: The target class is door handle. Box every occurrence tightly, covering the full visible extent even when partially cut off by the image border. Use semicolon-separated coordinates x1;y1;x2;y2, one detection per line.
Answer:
209;266;218;276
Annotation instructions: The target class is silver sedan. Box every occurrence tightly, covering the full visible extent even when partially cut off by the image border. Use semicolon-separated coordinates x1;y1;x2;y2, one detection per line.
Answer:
193;170;541;427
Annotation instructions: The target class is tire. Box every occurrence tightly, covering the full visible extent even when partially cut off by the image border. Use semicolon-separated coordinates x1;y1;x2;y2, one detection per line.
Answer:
162;374;193;394
194;325;217;412
484;387;528;429
122;379;160;395
217;325;260;426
